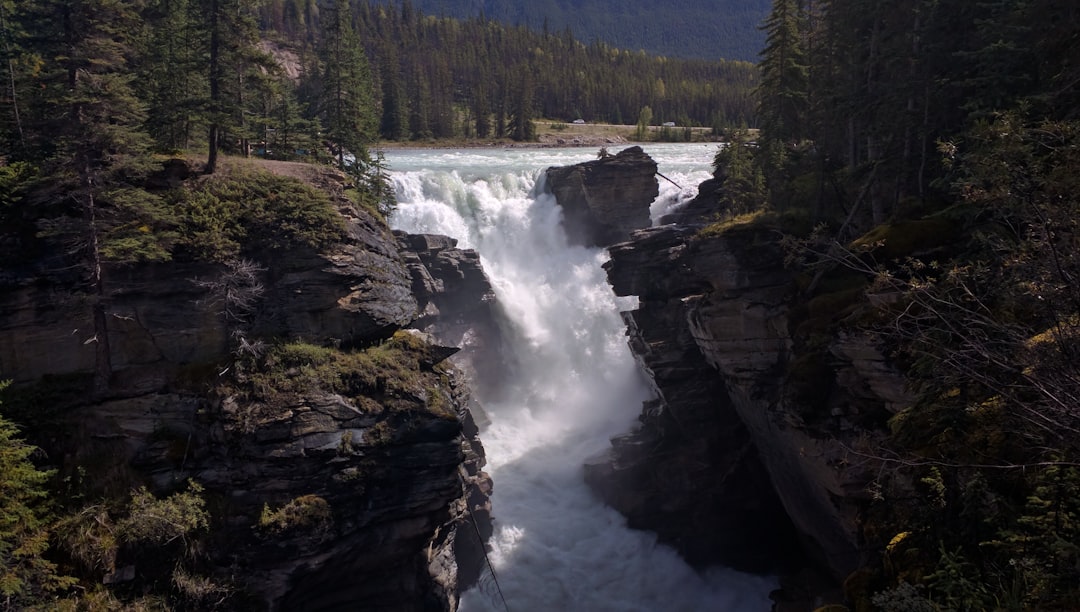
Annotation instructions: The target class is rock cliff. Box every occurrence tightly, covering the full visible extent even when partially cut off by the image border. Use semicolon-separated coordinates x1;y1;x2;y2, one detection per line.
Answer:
544;145;658;247
559;155;911;604
0;161;498;610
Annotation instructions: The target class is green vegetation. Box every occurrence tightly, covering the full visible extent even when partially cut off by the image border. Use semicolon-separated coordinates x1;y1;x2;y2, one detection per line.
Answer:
734;0;1080;606
0;384;77;608
240;333;456;419
262;1;758;140
257;495;333;538
1;382;222;610
117;482;209;547
173;167;345;261
362;0;771;63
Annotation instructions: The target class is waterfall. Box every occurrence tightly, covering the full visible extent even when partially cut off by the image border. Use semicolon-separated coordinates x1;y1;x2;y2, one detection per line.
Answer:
387;145;774;612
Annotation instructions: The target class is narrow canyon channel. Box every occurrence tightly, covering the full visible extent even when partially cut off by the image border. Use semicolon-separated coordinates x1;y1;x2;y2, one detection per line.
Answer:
386;144;776;611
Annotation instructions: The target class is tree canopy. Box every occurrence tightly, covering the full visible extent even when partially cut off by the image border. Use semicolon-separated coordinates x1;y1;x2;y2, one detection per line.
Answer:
744;0;1080;607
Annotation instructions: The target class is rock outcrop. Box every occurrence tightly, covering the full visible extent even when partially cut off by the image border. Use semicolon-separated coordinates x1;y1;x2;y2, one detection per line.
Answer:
0;162;498;611
585;184;912;603
585;225;802;572
544;145;658;246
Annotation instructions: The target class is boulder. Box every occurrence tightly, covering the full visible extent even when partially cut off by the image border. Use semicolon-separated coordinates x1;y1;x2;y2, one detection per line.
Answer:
544;145;658;246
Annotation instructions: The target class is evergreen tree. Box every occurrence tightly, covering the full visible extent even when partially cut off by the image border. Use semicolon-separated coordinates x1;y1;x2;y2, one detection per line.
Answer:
23;0;160;395
139;0;207;152
0;0;27;156
506;70;536;142
317;0;378;173
757;0;809;143
0;387;76;608
377;43;407;141
201;0;265;173
635;105;653;140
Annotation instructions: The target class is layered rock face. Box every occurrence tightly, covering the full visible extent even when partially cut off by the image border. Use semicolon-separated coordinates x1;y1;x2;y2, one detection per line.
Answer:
0;165;498;610
556;154;910;595
544;145;658;246
586;225;802;572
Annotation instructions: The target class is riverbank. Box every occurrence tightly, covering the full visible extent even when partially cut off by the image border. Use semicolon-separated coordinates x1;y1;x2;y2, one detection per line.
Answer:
376;121;726;150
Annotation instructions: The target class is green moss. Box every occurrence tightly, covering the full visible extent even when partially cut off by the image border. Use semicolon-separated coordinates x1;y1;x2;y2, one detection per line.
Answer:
345;186;385;222
850;218;957;260
696;207;816;240
364;420;394;446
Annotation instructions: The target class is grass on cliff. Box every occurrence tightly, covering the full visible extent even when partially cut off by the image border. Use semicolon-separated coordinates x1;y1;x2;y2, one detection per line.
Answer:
239;333;456;420
171;166;346;262
696;207;816;240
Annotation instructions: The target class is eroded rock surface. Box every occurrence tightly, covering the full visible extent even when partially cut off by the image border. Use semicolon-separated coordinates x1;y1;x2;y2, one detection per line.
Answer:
589;187;912;597
0;163;498;611
544;145;658;246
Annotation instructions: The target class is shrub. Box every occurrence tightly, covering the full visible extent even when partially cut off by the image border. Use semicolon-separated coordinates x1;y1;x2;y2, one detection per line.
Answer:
116;481;208;547
257;495;333;538
175;169;345;261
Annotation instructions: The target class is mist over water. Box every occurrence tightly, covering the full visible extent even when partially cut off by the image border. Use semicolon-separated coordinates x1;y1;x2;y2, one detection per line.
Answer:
386;145;775;611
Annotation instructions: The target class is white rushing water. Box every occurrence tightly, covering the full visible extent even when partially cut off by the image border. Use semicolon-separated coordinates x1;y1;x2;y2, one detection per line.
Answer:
385;144;776;612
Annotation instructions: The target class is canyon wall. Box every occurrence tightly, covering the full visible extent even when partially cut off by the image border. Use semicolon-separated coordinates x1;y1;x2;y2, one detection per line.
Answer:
0;162;498;611
549;149;912;604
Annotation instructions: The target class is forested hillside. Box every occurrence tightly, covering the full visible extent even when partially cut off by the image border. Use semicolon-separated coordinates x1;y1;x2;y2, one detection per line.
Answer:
363;0;772;62
727;0;1080;607
260;0;758;140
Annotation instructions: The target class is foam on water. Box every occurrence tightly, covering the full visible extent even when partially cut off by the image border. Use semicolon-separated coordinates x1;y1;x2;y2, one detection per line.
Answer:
386;145;774;612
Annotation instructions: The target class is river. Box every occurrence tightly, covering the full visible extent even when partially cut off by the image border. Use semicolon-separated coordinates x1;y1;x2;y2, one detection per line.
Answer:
385;144;776;611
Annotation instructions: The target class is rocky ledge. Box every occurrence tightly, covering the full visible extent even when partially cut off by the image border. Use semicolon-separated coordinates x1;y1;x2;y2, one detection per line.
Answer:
0;161;500;610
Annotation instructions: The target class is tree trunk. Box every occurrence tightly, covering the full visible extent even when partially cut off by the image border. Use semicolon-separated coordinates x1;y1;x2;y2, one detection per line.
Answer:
206;0;221;174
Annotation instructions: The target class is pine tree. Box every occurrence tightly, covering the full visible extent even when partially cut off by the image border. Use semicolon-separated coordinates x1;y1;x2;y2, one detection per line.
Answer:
0;399;75;607
758;0;809;143
317;0;378;173
506;70;536;142
377;43;407;141
23;0;161;395
0;0;28;156
201;0;265;173
139;0;207;152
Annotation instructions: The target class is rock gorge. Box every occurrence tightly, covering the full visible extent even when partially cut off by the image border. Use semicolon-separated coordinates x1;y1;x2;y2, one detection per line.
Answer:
0;161;498;610
547;148;910;604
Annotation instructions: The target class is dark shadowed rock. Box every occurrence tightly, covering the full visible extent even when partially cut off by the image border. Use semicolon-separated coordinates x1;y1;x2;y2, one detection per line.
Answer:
588;226;802;573
396;231;510;407
595;211;912;602
544;145;659;246
0;162;495;611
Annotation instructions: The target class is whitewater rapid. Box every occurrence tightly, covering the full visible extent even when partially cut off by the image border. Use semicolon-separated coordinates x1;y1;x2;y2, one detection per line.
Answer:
385;144;775;611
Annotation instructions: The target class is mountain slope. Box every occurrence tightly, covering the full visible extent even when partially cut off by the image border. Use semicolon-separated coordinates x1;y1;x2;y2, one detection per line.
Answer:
376;0;770;61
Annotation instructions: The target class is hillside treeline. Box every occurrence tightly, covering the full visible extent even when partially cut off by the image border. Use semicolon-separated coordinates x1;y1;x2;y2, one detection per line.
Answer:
261;0;758;140
359;0;771;63
736;0;1080;608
